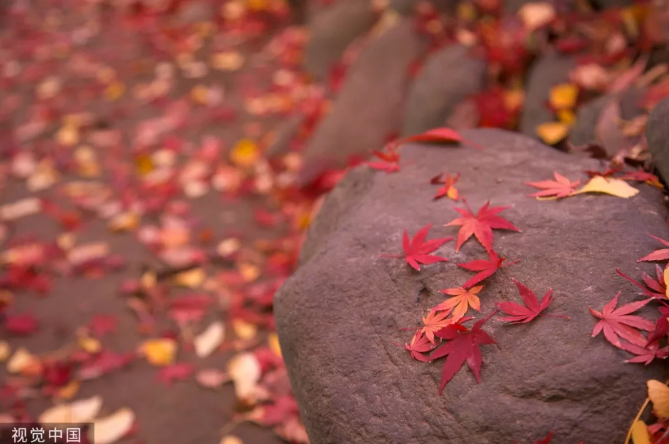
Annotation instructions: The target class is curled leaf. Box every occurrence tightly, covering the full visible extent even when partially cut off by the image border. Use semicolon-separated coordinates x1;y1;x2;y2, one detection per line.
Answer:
574;176;639;198
648;380;669;418
91;407;135;444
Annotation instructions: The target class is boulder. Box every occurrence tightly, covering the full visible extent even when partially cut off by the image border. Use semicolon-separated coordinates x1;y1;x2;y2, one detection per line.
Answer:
276;128;666;443
303;0;378;81
401;44;487;137
297;18;428;186
646;97;669;182
520;52;576;137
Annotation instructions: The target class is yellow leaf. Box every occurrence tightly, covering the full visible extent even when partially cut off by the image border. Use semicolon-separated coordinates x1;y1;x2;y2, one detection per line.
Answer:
574;177;639;198
140;339;177;366
227;352;261;404
56;124;79;147
232;319;257;340
0;341;10;362
246;0;267;11
135;153;154;176
648;380;669;418
239;262;259;282
557;109;576;126
549;83;579;110
104;82;125;101
268;333;282;358
220;436;243;444
56;380;81;400
108;212;140;232
211;51;245;71
518;2;556;32
191;85;209;104
91;407;135;444
173;268;206;288
78;336;101;353
536;122;569;145
39;395;102;424
7;347;39;374
230;139;259;167
631;420;651;444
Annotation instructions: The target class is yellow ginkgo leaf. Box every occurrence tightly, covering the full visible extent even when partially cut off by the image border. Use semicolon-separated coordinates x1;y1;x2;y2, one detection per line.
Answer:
549;83;579;110
536;122;569;145
140;339;177;366
631;420;651;444
648;380;669;418
230;139;259;167
135;153;154;176
573;176;639;198
557;109;576;126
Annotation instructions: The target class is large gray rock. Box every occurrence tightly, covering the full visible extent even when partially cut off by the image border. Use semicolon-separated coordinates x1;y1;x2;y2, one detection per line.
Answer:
646;97;669;182
520;52;576;137
297;18;427;186
401;44;487;137
276;129;666;444
303;0;378;81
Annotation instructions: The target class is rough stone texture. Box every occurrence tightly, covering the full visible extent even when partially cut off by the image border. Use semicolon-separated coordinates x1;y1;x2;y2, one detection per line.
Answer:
570;88;646;154
520;52;576;137
400;44;487;137
265;114;304;158
303;0;378;81
276;128;667;444
646;97;669;182
297;19;427;186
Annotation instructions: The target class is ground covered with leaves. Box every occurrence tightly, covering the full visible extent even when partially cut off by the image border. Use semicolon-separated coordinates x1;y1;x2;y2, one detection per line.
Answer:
2;0;669;443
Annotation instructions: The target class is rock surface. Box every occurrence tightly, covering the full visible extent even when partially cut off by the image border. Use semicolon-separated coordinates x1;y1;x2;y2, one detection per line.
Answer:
276;128;667;444
297;19;427;186
646;97;669;182
520;52;576;137
401;44;487;137
303;0;378;81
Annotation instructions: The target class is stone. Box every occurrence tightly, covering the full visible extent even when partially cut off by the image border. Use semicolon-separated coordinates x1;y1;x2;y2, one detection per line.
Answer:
265;114;304;159
297;18;427;186
401;44;487;137
646;97;669;182
276;128;666;444
303;0;378;81
520;52;576;137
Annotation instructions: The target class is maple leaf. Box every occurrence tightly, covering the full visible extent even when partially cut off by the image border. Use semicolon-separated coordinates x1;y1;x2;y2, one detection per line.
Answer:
445;199;519;252
457;249;518;289
380;224;453;271
4;313;39;335
525;172;580;199
430;311;497;394
585;165;623;178
588;292;654;348
393;127;484;151
616;267;667;300
156;362;195;386
365;146;400;173
620;169;663;189
621;341;669;365
87;314;118;338
646;306;669;346
496;279;569;324
515;431;556;444
431;173;460;201
404;331;435;362
638;235;669;263
434;286;483;321
420;309;454;343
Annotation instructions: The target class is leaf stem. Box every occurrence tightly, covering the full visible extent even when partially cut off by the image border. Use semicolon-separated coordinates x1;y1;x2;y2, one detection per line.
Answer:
624;377;669;444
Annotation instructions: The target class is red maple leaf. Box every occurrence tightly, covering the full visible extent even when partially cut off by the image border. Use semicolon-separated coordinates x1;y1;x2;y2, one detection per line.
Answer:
391;126;485;151
525;172;580;199
638;234;669;262
621;341;669;365
445;199;520;252
380;224;453;271
588;292;654;348
77;350;136;380
430;311;497;394
365;146;400;173
585;165;623;178
616;267;667;300
457;249;518;289
515;431;557;444
403;331;436;362
620;169;663;189
646;306;669;346
496;279;569;324
431;173;461;201
156;362;195;386
88;314;118;338
4;313;39;335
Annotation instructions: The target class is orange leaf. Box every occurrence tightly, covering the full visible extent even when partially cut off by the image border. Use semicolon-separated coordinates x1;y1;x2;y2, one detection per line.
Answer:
434;286;483;321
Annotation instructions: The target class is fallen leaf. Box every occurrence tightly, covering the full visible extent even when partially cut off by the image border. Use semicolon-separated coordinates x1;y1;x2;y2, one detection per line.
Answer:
0;341;10;362
496;279;568;323
380;224;452;271
194;321;225;358
457;250;518;289
434;286;483;321
404;331;435;362
432;173;460;201
232;319;258;340
156;362;195;386
228;352;262;404
649;380;669;418
608;55;648;94
589;292;654;348
195;368;230;389
230;139;259;168
366;146;400;173
0;197;42;221
4;313;39;335
549;83;578;110
525;172;580;199
220;436;244;444
620;170;663;189
7;347;39;374
88;314;118;338
616;267;666;300
91;407;135;444
595;99;626;156
268;333;282;358
638;234;669;262
518;2;556;31
430;311;497;393
445;199;519;252
39;396;103;424
536;122;569;145
421;310;454;343
173;268;206;288
573;176;639;198
622;341;669;364
646;306;669;347
140;338;177;366
631;420;651;444
394;126;483;150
